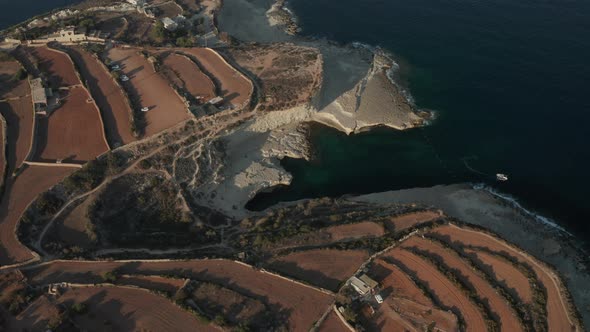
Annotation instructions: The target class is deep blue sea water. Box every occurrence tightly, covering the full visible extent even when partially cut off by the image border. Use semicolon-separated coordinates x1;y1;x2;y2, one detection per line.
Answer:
0;0;81;30
250;0;590;237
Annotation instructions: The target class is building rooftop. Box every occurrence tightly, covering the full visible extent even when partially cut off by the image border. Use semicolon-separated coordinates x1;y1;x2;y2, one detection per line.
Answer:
30;78;47;104
359;274;378;289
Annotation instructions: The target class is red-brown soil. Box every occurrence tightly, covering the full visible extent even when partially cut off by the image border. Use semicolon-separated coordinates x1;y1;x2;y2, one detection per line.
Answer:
464;248;533;304
34;86;109;163
67;46;136;146
57;286;217;331
28;46;80;87
0;61;30;98
25;259;334;331
370;259;458;331
401;236;523;332
191;282;266;326
318;308;351;332
268;249;369;291
181;48;252;108
117;275;186;295
325;221;385;241
5;295;60;331
384;210;442;233
161;52;216;101
108;47;190;137
430;224;580;331
0;62;34;172
0;164;75;265
384;247;488;331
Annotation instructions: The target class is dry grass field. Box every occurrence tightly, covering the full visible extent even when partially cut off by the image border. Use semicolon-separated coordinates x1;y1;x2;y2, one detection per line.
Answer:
67;46;136;146
325;221;385;241
33;86;109;163
318;308;351;332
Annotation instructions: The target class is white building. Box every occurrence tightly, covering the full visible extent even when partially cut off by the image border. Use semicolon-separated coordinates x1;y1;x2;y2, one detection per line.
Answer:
161;17;178;31
348;274;378;296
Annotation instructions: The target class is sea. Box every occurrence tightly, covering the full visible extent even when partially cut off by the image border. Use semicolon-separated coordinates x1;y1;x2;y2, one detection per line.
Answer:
2;0;590;240
0;0;81;29
248;0;590;240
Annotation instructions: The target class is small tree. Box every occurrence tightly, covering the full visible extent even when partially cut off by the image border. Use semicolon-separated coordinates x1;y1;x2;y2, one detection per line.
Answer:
70;302;87;314
101;270;118;283
78;18;95;31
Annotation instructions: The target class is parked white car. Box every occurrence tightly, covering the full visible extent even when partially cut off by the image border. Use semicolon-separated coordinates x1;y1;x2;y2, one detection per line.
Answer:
121;75;129;82
111;64;121;71
375;294;383;304
141;107;150;112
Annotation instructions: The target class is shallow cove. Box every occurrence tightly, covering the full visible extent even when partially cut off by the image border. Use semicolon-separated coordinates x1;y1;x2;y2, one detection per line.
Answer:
246;0;590;238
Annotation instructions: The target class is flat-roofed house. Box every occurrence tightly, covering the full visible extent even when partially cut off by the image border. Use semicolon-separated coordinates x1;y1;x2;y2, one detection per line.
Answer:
348;274;379;296
161;17;178;31
31;78;48;115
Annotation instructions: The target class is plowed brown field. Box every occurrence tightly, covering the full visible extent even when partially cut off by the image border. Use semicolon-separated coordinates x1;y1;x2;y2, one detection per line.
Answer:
401;236;523;332
34;86;109;163
25;259;334;331
325;221;385;241
5;295;59;331
430;224;580;331
117;275;185;294
28;46;80;87
67;46;136;146
385;210;442;233
58;286;217;331
0;61;34;171
181;48;252;108
319;308;351;332
0;164;75;265
385;247;487;331
108;47;189;137
370;259;458;331
268;249;369;291
464;248;533;304
162;52;216;101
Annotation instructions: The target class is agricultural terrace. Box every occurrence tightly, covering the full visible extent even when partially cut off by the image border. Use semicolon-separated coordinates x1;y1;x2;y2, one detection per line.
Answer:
34;86;109;163
160;52;216;102
117;275;186;295
27;46;80;88
268;249;369;291
59;286;216;331
67;46;136;146
25;259;334;331
325;221;385;241
401;236;523;331
4;295;60;331
0;62;34;171
107;47;190;137
384;210;442;233
0;164;75;266
464;248;533;303
369;259;458;331
384;247;488;331
180;48;253;108
0;114;6;184
430;224;582;331
318;307;352;332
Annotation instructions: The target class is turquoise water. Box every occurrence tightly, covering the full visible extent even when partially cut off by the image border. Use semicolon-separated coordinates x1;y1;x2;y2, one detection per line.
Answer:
249;0;590;236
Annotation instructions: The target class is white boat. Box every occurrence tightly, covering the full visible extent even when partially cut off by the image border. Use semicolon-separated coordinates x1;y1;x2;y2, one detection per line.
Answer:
496;173;508;181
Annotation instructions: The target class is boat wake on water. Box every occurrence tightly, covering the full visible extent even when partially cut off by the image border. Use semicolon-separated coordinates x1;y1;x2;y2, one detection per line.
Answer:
462;156;508;182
